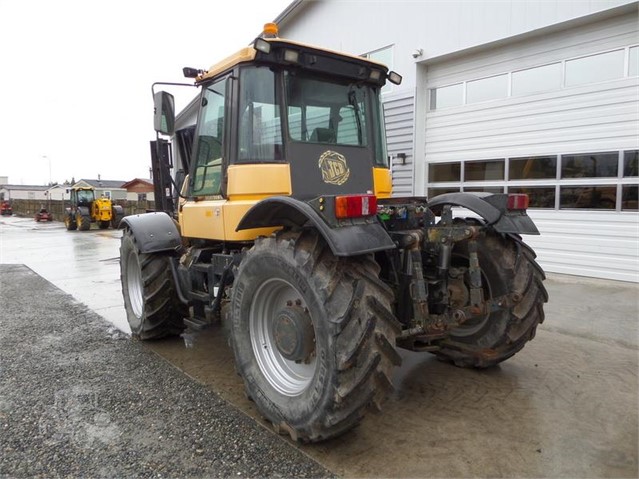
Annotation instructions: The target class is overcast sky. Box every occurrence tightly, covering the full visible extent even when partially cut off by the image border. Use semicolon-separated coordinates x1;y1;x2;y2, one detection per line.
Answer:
0;0;292;185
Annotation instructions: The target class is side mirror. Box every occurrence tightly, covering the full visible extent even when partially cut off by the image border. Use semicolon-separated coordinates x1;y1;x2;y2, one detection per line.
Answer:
153;91;175;136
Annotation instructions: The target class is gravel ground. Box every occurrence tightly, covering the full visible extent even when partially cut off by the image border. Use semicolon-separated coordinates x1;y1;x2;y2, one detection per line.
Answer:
0;264;335;479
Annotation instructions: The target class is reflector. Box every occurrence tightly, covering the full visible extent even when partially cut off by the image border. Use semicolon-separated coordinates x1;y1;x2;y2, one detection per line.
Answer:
335;195;378;219
507;194;529;210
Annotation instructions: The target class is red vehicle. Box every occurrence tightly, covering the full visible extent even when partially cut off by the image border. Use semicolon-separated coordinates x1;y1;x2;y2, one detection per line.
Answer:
35;208;53;222
0;201;12;216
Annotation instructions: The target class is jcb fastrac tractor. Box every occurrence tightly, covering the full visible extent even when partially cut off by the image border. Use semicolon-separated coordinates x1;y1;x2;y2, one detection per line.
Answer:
65;186;124;231
119;24;547;443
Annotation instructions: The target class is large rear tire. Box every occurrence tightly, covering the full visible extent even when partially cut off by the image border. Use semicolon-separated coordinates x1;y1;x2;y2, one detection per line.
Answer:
120;228;187;340
434;220;548;368
229;230;401;442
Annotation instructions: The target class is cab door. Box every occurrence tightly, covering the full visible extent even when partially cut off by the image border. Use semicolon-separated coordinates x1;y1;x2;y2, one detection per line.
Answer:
180;76;228;240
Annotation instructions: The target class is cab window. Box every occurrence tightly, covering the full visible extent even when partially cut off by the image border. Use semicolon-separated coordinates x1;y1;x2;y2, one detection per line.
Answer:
192;78;226;196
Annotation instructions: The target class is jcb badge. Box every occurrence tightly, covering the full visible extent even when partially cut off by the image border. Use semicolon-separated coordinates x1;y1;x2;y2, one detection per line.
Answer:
318;150;350;186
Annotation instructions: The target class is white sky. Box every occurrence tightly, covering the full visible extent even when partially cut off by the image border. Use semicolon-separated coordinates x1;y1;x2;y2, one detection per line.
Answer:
0;0;292;185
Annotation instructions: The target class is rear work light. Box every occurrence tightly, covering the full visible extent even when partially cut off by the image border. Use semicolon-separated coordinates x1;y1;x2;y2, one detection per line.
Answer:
507;194;529;210
335;194;378;219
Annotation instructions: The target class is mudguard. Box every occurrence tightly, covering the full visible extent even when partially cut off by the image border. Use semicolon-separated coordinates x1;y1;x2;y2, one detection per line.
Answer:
428;192;539;235
119;212;181;254
236;196;396;257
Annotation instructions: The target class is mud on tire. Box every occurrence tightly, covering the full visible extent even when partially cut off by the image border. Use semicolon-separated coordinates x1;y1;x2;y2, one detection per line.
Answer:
228;229;402;442
120;228;186;340
435;220;548;368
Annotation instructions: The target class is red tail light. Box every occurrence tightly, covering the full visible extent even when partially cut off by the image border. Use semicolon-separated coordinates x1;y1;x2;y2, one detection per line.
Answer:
335;194;378;219
507;194;529;210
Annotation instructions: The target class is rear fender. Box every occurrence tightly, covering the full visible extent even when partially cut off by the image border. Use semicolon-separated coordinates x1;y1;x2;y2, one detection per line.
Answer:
428;192;539;235
236;196;396;257
119;212;182;254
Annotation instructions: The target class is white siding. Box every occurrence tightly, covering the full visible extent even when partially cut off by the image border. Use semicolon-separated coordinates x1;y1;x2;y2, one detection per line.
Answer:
526;210;639;282
424;12;639;163
384;92;415;196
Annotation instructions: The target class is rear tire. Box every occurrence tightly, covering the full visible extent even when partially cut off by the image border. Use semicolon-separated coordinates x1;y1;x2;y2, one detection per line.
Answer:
120;228;187;340
434;221;548;368
229;230;401;442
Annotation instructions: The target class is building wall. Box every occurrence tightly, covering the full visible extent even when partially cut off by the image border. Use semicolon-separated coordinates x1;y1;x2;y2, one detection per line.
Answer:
279;0;635;89
278;1;638;282
0;187;48;201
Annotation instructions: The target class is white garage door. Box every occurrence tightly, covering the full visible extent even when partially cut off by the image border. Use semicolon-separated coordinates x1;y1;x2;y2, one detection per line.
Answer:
422;11;639;282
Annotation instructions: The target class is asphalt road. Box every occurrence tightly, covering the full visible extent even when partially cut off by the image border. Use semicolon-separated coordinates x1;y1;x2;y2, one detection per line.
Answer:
0;264;333;478
1;215;638;478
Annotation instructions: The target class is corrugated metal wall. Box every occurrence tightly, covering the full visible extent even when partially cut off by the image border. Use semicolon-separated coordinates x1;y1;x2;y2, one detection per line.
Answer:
384;92;415;196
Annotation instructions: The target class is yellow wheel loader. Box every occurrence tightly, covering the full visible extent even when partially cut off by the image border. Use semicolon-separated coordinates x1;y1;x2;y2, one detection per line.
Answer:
65;187;124;231
119;24;547;442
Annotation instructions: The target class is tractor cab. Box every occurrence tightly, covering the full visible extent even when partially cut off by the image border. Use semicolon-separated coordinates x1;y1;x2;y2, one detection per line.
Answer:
152;23;402;243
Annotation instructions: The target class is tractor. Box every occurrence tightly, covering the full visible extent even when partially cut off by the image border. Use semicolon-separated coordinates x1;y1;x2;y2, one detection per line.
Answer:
119;24;547;443
64;186;124;231
0;201;12;216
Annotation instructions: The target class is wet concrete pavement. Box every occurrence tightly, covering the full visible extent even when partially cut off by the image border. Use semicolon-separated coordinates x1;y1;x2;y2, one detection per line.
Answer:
1;215;638;478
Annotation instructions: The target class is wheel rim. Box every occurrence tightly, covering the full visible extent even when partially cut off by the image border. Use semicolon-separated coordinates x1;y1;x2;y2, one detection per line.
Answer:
126;250;144;321
249;278;317;397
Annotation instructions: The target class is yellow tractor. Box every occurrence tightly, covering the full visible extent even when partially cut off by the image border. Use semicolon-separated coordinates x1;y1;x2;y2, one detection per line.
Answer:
64;186;124;231
119;24;547;442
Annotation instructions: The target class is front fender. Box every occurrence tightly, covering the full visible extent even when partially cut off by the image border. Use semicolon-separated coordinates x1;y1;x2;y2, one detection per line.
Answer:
237;196;396;257
428;192;539;235
119;212;181;254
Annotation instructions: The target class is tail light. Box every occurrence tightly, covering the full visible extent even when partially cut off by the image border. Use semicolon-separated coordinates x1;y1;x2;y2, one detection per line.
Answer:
335;194;378;219
507;194;529;210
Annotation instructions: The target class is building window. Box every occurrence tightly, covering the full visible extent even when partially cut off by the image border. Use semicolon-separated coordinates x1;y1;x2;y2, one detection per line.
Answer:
624;150;638;177
103;191;112;199
509;186;556;208
428;187;461;198
429;162;461;182
565;49;625;87
429;83;463;110
362;45;393;93
509;156;557;180
512;63;562;96
630;46;639;77
560;186;617;210
561;152;618;178
429;45;636;111
137;193;147;202
622;186;638;210
466;74;508;104
427;150;638;211
464;159;504;181
464;186;504;194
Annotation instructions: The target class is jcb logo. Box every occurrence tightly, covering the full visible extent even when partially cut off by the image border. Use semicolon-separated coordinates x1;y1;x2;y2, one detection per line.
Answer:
318;150;350;186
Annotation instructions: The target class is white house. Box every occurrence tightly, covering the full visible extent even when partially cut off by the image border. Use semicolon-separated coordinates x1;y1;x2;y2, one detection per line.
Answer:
0;184;49;201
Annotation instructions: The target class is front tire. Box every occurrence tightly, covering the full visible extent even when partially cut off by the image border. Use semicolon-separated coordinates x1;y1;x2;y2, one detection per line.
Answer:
435;221;548;368
76;211;90;231
229;230;401;442
120;228;187;340
64;213;77;231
